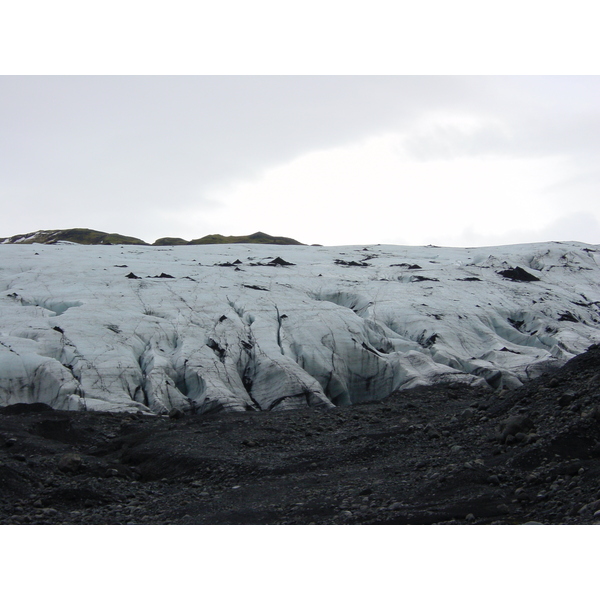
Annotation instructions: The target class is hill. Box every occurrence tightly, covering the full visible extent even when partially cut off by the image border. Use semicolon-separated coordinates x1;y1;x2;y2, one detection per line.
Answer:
184;232;303;246
0;229;303;246
152;237;189;246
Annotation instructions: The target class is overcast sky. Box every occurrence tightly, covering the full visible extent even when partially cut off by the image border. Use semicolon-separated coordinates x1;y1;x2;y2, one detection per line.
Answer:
1;75;599;247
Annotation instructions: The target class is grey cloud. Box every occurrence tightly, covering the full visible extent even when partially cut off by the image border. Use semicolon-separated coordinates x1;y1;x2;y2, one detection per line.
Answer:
0;76;492;236
401;77;600;162
402;121;514;161
537;212;600;244
542;170;600;195
1;76;599;242
448;212;600;248
0;76;490;182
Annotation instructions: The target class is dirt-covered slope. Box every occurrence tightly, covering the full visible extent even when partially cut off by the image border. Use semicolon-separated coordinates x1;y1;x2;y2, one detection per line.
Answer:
1;344;600;525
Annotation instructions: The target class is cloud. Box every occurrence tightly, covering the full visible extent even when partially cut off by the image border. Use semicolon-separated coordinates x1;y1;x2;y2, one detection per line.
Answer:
538;212;600;244
399;77;600;167
401;114;514;161
442;212;600;248
1;76;599;246
200;132;580;247
1;77;479;236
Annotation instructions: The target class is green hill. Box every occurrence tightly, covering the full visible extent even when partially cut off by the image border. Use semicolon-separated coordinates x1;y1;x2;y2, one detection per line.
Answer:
152;237;190;246
186;232;303;246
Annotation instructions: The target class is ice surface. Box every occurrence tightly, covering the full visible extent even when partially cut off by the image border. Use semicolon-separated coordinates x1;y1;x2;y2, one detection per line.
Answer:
1;241;599;413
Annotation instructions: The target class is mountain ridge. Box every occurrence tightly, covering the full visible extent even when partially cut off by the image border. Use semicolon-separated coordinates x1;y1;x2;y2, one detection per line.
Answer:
0;228;304;246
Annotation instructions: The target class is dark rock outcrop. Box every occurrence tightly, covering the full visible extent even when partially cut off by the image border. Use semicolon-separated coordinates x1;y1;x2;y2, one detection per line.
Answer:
498;267;540;282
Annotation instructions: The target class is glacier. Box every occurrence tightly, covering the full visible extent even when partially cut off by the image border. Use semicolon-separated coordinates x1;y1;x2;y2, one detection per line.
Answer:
1;240;599;414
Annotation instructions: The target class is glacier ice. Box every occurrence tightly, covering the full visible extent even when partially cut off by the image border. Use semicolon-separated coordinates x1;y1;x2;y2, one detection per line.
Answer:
0;240;599;413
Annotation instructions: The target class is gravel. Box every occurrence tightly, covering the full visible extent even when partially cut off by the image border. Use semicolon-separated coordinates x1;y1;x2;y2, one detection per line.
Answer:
2;344;600;525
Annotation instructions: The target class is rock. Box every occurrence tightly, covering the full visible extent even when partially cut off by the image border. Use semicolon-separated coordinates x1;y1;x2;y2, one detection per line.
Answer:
168;408;184;419
1;403;53;415
559;391;577;408
578;500;600;515
57;453;83;473
425;425;442;439
499;415;534;443
269;257;296;266
498;267;540;282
